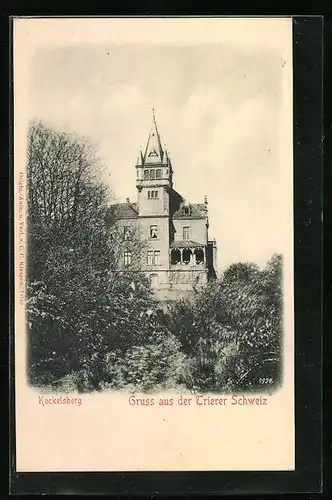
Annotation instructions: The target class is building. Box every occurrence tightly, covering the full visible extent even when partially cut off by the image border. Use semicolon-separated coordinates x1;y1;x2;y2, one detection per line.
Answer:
109;111;217;301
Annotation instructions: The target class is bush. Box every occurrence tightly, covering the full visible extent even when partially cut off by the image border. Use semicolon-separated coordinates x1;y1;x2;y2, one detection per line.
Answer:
100;333;194;392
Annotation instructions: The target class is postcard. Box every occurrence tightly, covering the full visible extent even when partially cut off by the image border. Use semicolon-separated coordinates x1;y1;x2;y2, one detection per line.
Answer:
13;17;294;472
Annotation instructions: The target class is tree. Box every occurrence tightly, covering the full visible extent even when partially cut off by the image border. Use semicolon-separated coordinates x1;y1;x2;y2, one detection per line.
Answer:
26;121;154;389
162;255;284;393
222;262;260;285
216;254;284;391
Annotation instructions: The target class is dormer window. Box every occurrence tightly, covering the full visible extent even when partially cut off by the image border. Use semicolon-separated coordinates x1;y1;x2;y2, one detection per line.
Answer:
148;149;158;157
182;205;191;216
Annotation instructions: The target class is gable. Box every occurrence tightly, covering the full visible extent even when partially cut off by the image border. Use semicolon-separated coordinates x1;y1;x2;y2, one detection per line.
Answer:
108;202;139;220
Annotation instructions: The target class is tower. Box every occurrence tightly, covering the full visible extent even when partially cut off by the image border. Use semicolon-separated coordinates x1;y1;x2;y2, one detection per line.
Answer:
135;109;173;216
110;109;217;300
135;110;173;288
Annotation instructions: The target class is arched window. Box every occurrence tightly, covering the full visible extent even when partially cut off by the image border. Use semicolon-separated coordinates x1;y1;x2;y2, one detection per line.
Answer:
149;273;159;288
171;248;181;265
150;169;155;180
156;169;162;179
182;248;192;265
194;248;204;264
144;169;149;180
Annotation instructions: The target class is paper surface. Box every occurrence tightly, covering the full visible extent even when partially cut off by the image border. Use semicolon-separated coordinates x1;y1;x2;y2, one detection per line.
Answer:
13;17;294;472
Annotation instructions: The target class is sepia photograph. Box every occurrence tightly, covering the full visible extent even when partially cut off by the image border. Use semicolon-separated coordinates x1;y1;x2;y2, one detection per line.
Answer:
14;17;294;472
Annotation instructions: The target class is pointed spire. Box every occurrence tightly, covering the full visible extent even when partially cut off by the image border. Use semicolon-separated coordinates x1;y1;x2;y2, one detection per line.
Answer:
136;149;143;166
165;153;169;166
143;108;164;164
163;148;168;165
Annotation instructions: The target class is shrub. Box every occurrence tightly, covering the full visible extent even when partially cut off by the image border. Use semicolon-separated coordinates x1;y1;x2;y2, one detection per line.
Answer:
100;333;194;392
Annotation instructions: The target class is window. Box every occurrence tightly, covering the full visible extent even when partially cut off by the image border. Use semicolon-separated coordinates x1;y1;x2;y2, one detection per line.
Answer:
183;226;190;240
147;250;160;265
147;250;154;265
171;248;181;265
149;273;158;288
150;225;158;239
156;169;162;179
150;169;155;180
124;251;132;267
183;206;191;216
123;226;131;240
154;250;160;265
182;248;191;265
144;169;149;180
194;248;204;264
148;190;158;199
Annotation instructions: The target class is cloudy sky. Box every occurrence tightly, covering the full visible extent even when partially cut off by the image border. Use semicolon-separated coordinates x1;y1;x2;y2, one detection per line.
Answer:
19;18;293;272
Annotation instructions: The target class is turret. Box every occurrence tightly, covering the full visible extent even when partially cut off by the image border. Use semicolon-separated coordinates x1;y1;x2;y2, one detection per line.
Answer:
136;109;172;192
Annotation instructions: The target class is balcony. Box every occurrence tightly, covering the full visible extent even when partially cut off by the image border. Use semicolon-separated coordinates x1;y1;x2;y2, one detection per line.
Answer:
169;240;206;268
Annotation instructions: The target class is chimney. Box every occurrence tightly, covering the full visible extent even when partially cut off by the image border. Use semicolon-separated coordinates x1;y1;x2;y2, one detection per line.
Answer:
126;197;130;203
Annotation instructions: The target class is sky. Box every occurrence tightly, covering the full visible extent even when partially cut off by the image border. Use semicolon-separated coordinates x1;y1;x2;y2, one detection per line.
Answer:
23;18;293;272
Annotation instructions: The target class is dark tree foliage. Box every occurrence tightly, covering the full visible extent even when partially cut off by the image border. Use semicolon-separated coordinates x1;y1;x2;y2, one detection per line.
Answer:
164;255;283;393
26;122;158;390
26;121;284;394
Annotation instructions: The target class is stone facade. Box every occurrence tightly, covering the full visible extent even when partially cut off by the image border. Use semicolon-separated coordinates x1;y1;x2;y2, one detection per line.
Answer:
109;112;217;301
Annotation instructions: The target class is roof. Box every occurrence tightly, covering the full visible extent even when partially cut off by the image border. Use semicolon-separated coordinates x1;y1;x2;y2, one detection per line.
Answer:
143;110;165;165
108;201;207;221
170;240;205;248
108;202;139;219
172;203;207;219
